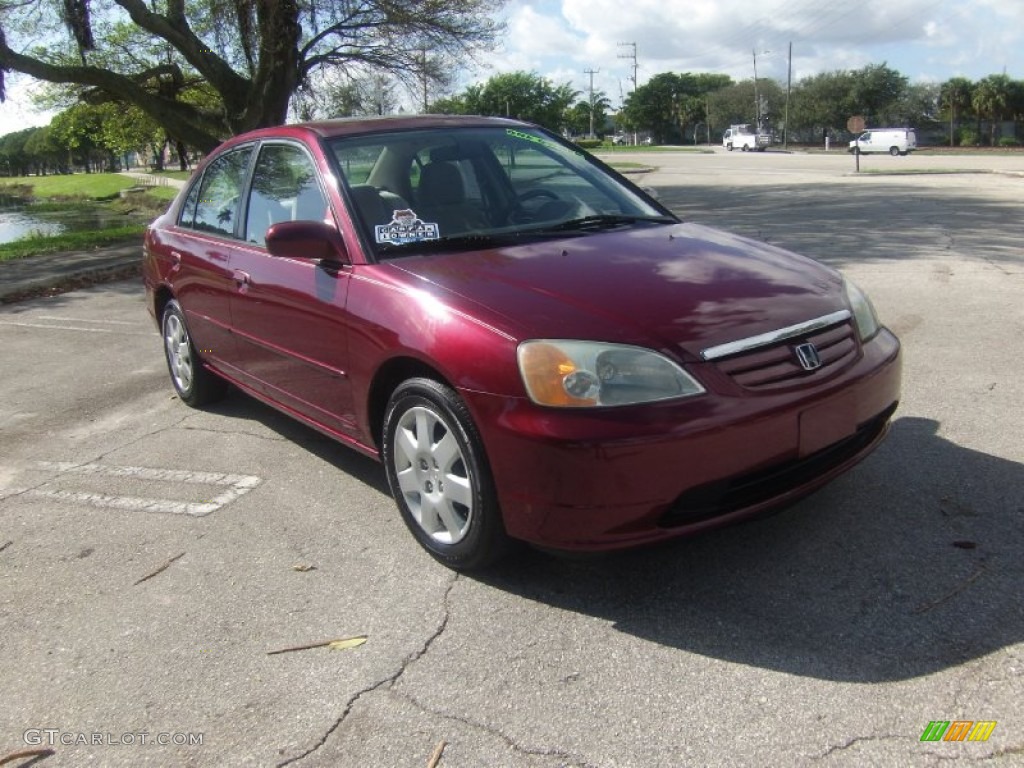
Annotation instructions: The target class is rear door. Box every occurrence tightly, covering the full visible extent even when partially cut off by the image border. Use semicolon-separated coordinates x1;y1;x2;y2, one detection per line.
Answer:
166;145;254;367
226;141;358;436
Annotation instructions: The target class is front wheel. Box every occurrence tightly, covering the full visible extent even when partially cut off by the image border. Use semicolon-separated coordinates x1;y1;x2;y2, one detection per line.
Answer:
161;299;226;407
382;378;510;570
741;144;749;152
889;146;900;156
726;143;733;151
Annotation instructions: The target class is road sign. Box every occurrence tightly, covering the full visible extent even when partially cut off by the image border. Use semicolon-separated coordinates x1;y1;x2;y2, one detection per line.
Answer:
847;115;865;133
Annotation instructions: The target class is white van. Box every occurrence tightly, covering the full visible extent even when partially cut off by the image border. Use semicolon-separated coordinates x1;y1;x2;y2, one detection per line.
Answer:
848;129;917;156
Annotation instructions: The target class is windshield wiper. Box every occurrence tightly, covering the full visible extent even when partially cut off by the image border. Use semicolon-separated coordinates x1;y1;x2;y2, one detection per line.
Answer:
541;214;677;233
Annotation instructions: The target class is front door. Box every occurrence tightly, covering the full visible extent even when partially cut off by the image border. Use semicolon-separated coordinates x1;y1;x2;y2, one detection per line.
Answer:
227;141;358;437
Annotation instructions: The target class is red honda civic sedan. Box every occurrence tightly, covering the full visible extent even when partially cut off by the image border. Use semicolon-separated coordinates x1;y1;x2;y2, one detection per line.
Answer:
143;115;901;569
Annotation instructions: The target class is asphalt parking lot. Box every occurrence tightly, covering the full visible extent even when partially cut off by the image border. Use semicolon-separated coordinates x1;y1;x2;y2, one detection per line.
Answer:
1;150;1022;767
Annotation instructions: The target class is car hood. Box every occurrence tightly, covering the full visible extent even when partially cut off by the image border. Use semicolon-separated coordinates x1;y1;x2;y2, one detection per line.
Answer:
385;222;846;361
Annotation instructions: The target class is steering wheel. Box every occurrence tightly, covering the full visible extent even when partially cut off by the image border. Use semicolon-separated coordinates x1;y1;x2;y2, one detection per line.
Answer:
503;188;562;224
517;189;560;204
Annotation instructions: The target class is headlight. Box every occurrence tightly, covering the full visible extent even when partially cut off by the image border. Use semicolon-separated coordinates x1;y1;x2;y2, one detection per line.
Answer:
844;279;880;341
517;340;705;407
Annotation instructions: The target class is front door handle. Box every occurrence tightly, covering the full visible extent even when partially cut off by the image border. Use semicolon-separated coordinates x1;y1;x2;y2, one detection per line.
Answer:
233;269;251;293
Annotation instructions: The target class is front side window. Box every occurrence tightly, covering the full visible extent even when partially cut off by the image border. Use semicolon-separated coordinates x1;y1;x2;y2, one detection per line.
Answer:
190;147;253;237
328;126;670;258
245;143;329;246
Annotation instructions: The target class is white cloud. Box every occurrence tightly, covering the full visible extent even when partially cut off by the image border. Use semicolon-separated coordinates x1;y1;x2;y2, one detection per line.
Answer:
490;0;1023;96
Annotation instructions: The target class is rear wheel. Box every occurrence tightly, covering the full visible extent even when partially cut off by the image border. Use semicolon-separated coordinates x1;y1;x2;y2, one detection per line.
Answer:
382;378;510;570
741;144;749;152
161;299;226;407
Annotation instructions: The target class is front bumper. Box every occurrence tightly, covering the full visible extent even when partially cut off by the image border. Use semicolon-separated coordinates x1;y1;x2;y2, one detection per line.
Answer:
463;328;902;550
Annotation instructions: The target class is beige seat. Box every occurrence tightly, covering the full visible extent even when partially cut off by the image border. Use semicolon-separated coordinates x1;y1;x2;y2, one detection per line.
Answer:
416;162;488;235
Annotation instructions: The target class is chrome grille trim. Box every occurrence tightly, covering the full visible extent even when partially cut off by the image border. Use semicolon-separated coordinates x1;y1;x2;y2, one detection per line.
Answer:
700;309;852;361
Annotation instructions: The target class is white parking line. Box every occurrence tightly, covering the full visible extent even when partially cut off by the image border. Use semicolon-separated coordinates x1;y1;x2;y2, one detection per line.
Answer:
34;315;141;325
1;462;261;517
0;320;153;335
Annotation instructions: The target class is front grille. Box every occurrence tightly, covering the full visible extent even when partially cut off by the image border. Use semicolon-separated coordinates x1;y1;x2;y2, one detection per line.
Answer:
714;321;858;391
658;402;897;529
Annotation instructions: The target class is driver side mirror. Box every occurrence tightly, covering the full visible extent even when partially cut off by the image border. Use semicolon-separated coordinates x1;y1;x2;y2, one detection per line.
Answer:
265;220;350;265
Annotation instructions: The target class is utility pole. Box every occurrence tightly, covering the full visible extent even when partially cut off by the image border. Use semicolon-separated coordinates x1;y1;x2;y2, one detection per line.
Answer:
617;42;637;93
752;48;760;129
753;48;770;132
584;67;600;138
419;47;430;113
618;42;638;144
784;41;792;149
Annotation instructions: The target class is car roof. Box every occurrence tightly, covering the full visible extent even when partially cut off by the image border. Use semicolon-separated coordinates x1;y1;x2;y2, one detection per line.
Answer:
225;115;531;145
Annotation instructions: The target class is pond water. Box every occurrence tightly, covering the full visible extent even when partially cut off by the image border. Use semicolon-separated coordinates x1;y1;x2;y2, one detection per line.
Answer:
0;205;151;244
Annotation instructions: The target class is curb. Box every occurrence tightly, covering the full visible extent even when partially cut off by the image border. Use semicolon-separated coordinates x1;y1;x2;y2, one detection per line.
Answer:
0;239;144;304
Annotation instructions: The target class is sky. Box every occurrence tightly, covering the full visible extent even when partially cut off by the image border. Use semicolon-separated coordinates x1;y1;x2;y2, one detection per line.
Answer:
484;0;1024;108
1;0;1022;135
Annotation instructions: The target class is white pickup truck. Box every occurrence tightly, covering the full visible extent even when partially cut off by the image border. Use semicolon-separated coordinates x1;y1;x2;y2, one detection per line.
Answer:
723;124;771;152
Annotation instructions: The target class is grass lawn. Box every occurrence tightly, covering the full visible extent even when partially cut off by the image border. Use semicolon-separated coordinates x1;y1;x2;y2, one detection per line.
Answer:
595;145;714;153
148;170;192;181
0;173;170;260
143;185;181;200
3;172;141;199
0;225;145;262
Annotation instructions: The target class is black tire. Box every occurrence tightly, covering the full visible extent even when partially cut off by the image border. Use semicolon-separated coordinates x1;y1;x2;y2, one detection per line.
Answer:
741;144;749;152
161;299;227;407
726;143;733;151
382;378;510;570
889;146;900;157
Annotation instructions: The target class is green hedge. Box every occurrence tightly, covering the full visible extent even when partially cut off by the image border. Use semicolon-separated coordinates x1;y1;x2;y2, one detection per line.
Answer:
574;138;603;149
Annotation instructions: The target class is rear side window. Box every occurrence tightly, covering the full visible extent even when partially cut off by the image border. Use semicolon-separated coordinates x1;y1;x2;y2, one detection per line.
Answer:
245;143;328;246
189;147;253;237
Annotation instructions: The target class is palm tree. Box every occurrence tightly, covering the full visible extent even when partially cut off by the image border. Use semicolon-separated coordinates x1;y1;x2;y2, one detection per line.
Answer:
940;78;974;147
972;74;1013;146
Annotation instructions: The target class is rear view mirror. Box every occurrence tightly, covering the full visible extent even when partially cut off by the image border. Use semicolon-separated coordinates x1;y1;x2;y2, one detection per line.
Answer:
265;220;349;264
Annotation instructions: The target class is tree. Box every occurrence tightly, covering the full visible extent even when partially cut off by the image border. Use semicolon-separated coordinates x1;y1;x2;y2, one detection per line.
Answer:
50;103;108;172
789;70;856;140
708;79;783;137
621;72;731;144
940;77;975;146
973;74;1014;145
22;125;63;175
564;92;611;137
438;72;578;133
0;0;504;152
0;127;37;176
848;64;908;125
892;82;940;129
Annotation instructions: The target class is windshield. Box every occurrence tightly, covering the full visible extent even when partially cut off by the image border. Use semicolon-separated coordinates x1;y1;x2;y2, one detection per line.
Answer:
326;126;672;258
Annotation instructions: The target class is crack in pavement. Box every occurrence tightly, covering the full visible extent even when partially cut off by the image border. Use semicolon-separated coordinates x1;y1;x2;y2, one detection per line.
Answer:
815;734;907;759
275;574;459;767
0;412;189;505
180;423;290;442
397;688;599;768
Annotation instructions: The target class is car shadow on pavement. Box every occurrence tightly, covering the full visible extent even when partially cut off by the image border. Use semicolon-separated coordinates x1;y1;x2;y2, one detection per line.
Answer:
479;416;1024;683
657;181;1024;271
202;389;392;497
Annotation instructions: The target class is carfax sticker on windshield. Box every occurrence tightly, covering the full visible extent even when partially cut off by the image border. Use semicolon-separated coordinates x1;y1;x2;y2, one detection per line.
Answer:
375;209;440;245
